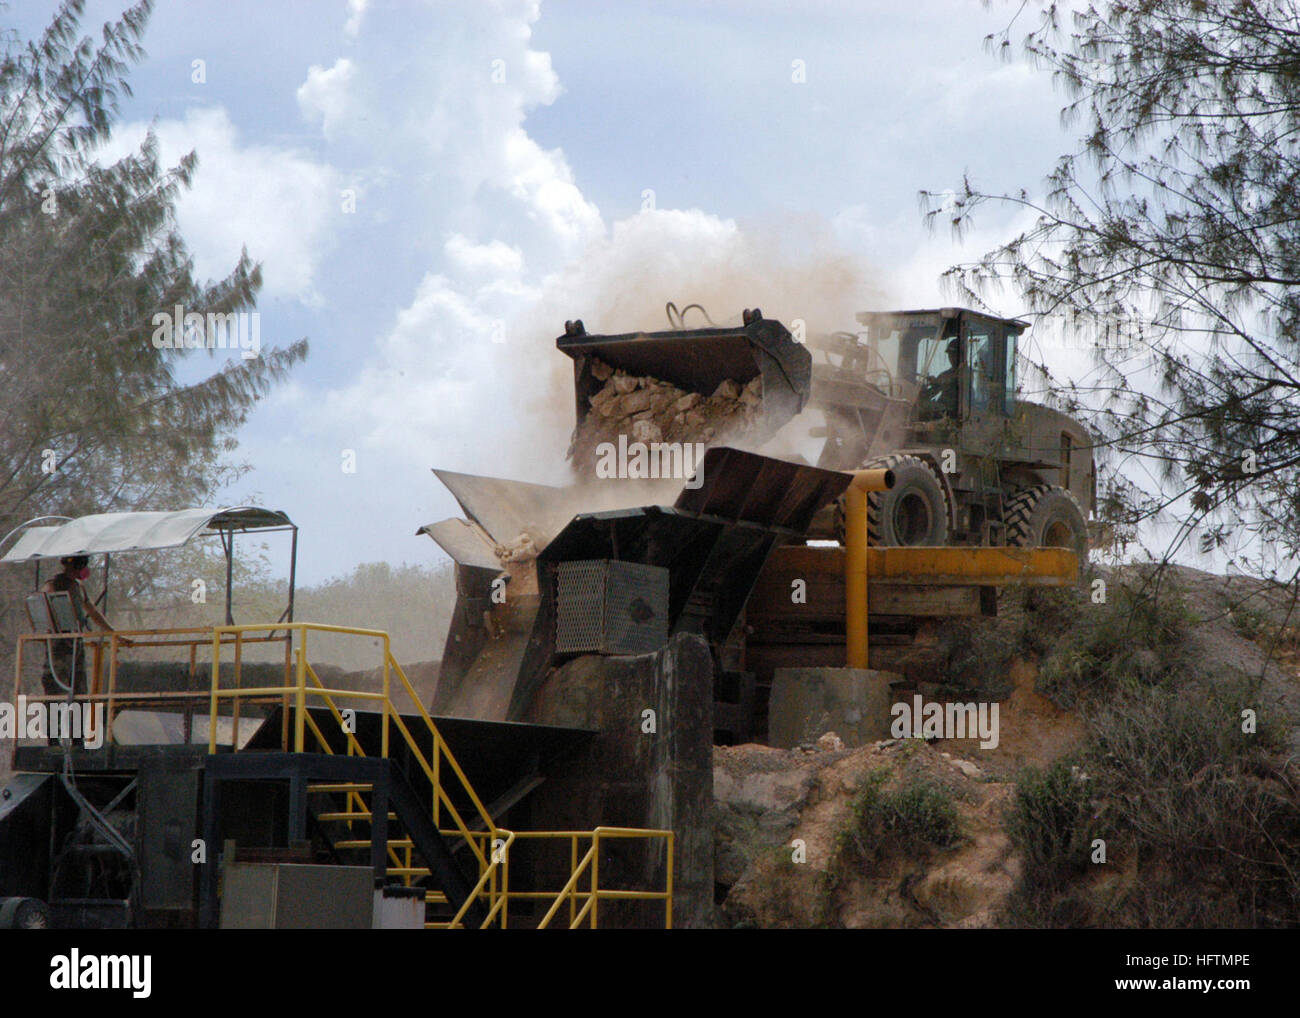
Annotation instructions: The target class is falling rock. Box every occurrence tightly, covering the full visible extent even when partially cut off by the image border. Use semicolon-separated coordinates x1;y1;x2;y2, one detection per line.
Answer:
591;386;622;417
713;379;741;401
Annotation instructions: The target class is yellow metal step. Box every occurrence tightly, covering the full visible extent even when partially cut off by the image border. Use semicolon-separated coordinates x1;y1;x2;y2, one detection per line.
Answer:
308;782;373;793
316;812;397;822
336;838;414;850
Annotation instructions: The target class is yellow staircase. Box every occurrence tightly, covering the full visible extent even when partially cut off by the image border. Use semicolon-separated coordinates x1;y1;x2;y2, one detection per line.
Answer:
208;623;673;929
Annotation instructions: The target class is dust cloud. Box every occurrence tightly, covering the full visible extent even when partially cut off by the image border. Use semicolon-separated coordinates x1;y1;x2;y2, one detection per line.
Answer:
502;209;889;488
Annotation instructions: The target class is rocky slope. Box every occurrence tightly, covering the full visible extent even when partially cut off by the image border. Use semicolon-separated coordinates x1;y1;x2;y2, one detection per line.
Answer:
715;564;1300;928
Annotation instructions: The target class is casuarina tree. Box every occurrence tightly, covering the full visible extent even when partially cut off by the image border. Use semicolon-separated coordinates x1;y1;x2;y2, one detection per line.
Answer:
0;1;307;629
925;0;1300;581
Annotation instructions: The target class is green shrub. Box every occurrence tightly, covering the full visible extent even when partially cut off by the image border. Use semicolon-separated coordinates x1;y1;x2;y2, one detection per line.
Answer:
1033;581;1192;705
1016;585;1088;660
1229;604;1268;641
1001;682;1300;928
838;769;961;867
1005;760;1091;887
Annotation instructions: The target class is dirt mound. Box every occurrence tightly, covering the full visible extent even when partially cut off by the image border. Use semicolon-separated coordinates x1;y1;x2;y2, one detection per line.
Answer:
940;658;1084;777
1152;564;1300;750
716;737;1020;928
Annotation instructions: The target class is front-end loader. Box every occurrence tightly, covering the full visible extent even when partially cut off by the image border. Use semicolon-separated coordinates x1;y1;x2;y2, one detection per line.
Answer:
557;305;1093;560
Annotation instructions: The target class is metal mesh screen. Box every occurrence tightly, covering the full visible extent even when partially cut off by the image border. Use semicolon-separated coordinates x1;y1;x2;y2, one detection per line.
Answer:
556;560;610;654
556;560;669;655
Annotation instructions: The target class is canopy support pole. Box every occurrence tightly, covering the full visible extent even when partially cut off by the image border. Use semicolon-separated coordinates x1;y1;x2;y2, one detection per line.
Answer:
287;525;298;623
96;553;110;615
222;530;235;626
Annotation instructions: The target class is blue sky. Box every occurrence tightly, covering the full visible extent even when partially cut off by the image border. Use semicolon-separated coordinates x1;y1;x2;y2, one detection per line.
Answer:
17;0;1103;584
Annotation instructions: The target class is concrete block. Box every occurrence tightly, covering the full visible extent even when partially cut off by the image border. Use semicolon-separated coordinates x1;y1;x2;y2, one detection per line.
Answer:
767;667;901;749
522;633;715;928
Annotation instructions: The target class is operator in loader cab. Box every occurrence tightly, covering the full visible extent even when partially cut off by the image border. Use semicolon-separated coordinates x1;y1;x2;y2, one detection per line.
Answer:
921;338;961;419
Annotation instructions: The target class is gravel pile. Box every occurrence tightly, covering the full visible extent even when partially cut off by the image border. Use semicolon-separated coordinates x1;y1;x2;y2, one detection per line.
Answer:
568;357;762;470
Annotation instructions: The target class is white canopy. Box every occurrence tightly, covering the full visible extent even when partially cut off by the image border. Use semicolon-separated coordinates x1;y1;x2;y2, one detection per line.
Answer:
0;507;293;562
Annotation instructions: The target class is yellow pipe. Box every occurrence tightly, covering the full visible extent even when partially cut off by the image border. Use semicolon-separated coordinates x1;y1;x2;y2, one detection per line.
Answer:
844;468;894;669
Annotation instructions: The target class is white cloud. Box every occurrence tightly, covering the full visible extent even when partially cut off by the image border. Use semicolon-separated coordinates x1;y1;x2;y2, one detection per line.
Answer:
300;0;601;265
306;0;611;481
323;270;523;477
103;107;341;301
444;234;526;279
297;58;359;141
344;0;369;38
499;127;603;258
833;199;1038;311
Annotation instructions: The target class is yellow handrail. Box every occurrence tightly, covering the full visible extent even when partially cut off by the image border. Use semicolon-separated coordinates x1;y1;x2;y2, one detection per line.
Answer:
201;621;673;929
209;623;504;909
446;830;514;929
533;827;675;930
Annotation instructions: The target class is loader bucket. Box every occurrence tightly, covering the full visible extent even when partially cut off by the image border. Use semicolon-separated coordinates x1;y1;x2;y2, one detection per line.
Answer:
557;315;812;444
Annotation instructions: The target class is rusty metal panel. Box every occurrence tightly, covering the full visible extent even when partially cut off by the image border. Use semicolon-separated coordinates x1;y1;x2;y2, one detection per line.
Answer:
417;517;500;571
432;469;574;549
673;447;850;533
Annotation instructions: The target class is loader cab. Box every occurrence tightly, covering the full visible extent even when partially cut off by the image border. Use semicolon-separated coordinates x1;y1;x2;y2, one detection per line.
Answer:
854;309;1023;423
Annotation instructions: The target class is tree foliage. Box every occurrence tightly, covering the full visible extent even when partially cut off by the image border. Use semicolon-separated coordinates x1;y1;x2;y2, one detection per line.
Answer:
926;0;1300;575
0;1;307;618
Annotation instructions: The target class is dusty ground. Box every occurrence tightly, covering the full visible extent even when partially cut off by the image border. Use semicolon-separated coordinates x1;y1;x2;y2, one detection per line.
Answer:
940;658;1084;778
717;738;1020;928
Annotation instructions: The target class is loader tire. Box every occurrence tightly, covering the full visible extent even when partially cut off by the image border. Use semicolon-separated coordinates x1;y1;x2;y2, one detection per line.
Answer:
835;454;949;546
1004;484;1089;561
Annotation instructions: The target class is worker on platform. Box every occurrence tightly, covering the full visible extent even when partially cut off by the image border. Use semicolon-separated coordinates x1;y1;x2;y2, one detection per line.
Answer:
39;554;114;699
